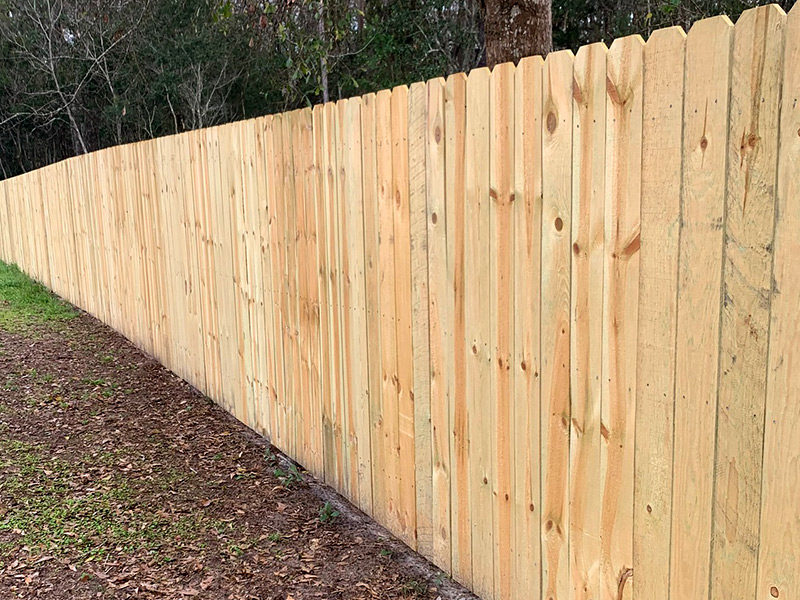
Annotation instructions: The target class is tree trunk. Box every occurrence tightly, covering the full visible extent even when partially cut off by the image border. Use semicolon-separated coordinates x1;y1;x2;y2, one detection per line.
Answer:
483;0;552;68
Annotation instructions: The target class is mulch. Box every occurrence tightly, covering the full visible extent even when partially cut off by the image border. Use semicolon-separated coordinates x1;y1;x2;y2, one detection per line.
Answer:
0;307;475;600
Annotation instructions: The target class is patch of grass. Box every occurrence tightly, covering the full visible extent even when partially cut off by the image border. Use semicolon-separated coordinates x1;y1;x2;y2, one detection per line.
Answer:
0;438;208;563
0;262;76;331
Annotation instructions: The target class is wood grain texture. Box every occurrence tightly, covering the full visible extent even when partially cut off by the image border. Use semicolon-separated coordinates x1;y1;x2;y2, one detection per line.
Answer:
710;6;786;600
360;93;382;521
634;25;685;600
444;72;471;588
541;48;573;600
376;88;401;536
409;80;433;558
601;34;643;600
512;55;543;600
425;77;451;573
489;60;515;600
391;85;417;548
464;66;493;599
756;6;800;599
670;16;732;600
569;41;606;600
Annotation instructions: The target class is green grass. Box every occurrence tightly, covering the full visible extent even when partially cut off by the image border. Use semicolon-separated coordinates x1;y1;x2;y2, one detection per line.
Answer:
0;438;217;563
0;261;76;331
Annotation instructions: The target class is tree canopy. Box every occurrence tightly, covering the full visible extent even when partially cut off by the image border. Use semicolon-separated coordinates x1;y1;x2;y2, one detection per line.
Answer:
0;0;792;179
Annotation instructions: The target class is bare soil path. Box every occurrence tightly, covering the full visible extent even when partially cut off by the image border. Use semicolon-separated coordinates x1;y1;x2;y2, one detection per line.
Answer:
0;263;475;600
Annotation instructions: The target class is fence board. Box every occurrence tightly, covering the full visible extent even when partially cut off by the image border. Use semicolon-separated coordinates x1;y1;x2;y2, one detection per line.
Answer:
391;85;417;548
464;66;493;599
489;60;515;600
756;6;800;599
601;34;643;600
634;25;685;600
569;41;606;600
541;49;573;600
376;88;401;535
425;76;451;573
409;81;433;559
670;16;732;600
512;55;543;600
710;6;786;599
444;72;471;587
360;93;381;520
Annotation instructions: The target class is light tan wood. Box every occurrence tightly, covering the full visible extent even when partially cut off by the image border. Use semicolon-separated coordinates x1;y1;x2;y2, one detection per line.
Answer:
569;41;606;600
512;54;543;600
425;76;451;573
601;34;643;600
634;25;686;600
489;60;515;600
409;80;433;559
376;88;401;534
670;16;732;600
343;98;372;512
464;66;493;598
756;5;800;599
541;48;573;600
444;72;471;587
711;6;787;600
391;85;417;549
360;92;382;521
336;99;356;501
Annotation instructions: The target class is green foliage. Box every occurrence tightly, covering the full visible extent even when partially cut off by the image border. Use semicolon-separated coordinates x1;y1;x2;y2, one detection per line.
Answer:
0;0;793;180
318;501;340;524
274;463;303;488
0;262;76;331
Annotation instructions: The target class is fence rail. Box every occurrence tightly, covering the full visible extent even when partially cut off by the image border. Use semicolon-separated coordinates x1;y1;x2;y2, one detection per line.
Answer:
1;4;799;599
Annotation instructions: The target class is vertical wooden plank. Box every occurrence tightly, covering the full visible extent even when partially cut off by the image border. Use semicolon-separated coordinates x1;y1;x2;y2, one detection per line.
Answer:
569;42;606;600
464;66;493;598
239;119;263;431
512;55;543;600
601;34;643;600
756;6;800;599
317;103;338;485
361;92;383;522
444;72;471;587
266;115;289;451
490;60;515;600
633;25;685;600
210;125;240;415
281;112;301;458
302;110;323;478
343;99;372;512
541;49;573;600
392;85;417;548
376;89;401;534
711;6;786;599
336;99;357;500
191;130;223;405
669;18;732;600
291;109;311;468
409;80;433;559
425;76;451;573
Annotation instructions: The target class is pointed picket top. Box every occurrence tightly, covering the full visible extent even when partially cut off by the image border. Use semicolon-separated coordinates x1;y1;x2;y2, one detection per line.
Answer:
734;1;787;28
686;13;734;39
647;24;687;46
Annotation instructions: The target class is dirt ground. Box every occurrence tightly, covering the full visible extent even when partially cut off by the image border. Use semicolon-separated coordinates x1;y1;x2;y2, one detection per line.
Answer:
0;264;476;600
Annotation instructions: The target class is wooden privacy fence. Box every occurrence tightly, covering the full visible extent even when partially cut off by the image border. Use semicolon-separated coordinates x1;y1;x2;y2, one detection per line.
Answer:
1;4;799;599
